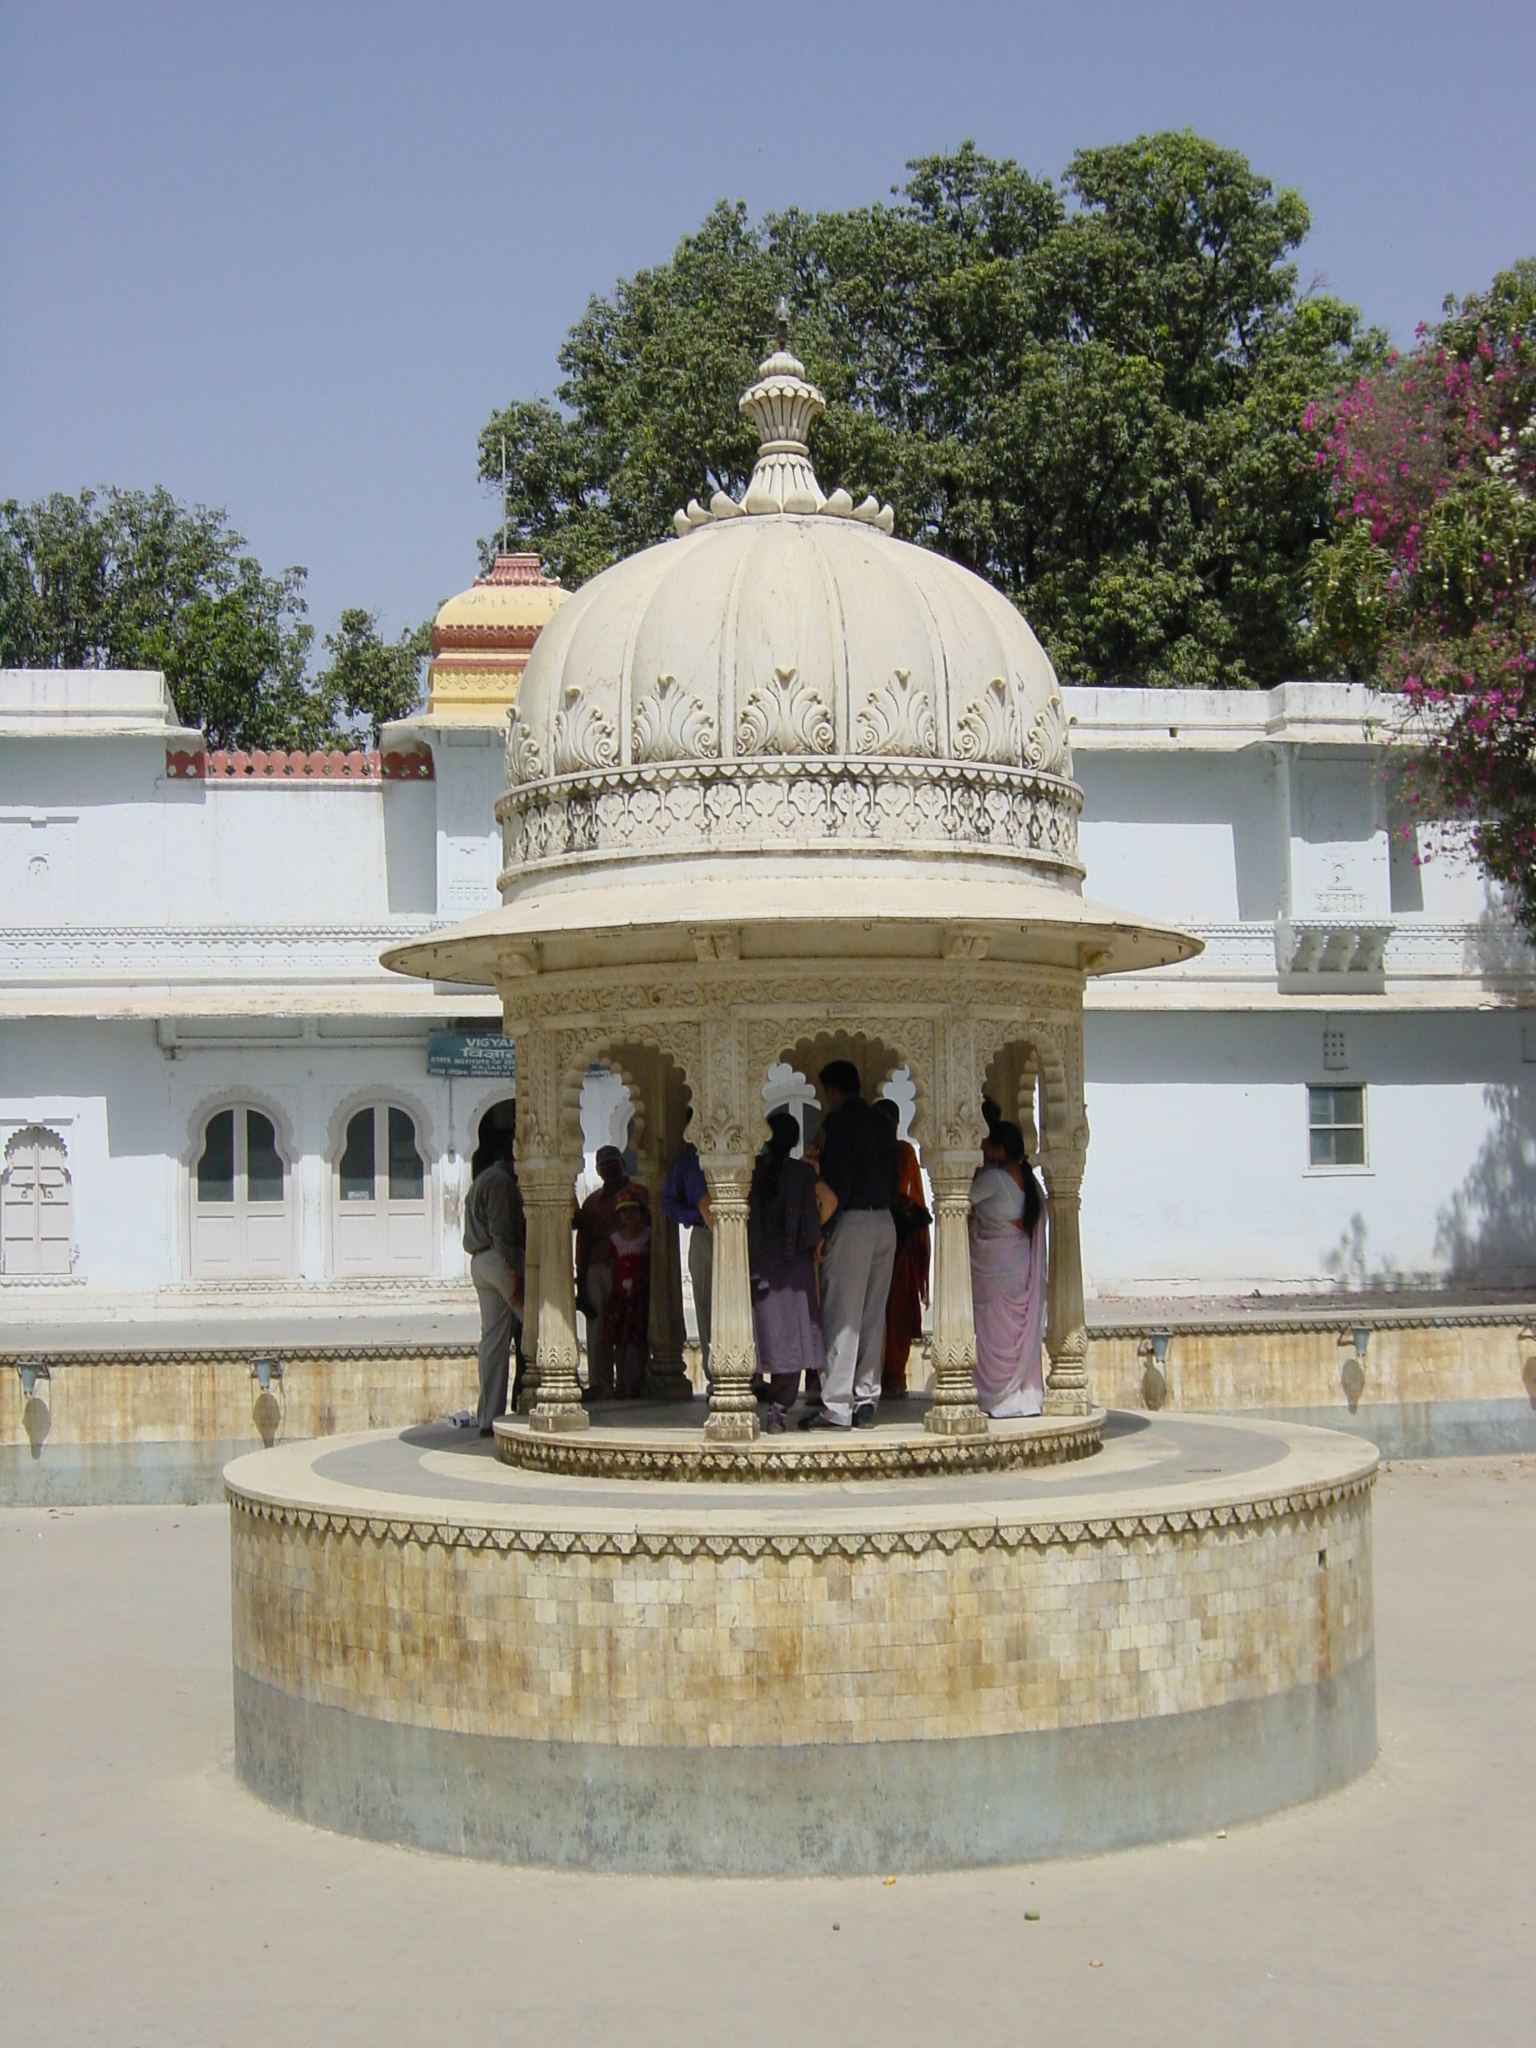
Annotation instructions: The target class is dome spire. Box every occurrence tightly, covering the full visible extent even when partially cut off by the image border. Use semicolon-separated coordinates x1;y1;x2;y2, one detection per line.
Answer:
738;307;827;516
671;304;894;535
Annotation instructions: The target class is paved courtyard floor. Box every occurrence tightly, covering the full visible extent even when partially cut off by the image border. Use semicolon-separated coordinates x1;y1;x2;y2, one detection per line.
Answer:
2;1456;1532;2047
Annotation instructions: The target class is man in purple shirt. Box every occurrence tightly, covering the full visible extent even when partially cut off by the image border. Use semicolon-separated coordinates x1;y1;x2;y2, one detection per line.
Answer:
661;1108;714;1378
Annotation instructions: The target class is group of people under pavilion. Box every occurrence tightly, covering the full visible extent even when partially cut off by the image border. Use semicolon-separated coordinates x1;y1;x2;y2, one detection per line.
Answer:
460;1057;1050;1439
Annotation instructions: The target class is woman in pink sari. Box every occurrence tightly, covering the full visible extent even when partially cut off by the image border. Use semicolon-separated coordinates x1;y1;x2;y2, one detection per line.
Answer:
968;1120;1047;1418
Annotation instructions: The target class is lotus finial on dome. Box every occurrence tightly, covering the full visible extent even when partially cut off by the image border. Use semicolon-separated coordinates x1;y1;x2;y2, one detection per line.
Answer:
738;310;827;516
671;304;895;534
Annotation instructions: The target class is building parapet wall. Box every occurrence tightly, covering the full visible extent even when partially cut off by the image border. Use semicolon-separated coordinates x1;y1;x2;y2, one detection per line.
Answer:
1065;681;1388;752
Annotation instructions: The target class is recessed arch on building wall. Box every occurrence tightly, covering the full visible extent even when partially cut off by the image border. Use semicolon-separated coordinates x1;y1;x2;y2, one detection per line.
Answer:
187;1096;296;1279
330;1092;434;1278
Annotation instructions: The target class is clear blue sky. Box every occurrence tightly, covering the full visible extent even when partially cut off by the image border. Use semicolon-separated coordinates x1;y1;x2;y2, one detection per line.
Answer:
3;1;1533;647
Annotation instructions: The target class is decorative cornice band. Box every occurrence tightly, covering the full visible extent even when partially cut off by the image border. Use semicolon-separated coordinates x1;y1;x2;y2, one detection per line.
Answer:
224;1467;1376;1558
1087;1302;1536;1337
494;757;1082;882
0;1342;474;1369
493;1413;1102;1483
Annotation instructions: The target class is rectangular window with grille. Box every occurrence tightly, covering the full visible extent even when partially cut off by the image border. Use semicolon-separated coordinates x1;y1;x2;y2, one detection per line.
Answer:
1309;1085;1366;1168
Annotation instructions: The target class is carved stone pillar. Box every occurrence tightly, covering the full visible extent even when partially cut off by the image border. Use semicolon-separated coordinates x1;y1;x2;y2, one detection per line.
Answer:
700;1159;758;1443
640;1145;690;1401
516;1195;542;1413
522;1161;588;1434
925;1156;987;1438
1041;1160;1090;1416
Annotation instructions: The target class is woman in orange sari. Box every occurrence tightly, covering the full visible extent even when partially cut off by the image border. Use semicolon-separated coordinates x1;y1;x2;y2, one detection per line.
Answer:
875;1098;930;1398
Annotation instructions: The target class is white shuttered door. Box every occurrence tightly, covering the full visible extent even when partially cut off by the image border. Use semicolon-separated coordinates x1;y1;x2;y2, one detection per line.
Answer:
1;1129;72;1275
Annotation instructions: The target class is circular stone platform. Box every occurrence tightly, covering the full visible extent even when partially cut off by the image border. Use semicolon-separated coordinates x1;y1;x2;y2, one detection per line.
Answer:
225;1411;1377;1876
493;1397;1103;1479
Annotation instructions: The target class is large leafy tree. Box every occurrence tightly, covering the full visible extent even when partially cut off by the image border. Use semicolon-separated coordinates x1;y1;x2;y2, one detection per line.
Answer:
316;608;433;746
0;488;425;748
480;135;1375;688
1305;261;1536;936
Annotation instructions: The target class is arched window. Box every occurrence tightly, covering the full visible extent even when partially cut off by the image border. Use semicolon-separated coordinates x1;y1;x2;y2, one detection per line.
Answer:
2;1126;74;1276
190;1107;293;1277
333;1103;430;1275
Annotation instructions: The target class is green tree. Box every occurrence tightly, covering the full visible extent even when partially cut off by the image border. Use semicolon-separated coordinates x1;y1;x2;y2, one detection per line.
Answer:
316;608;430;745
0;488;426;749
479;135;1375;687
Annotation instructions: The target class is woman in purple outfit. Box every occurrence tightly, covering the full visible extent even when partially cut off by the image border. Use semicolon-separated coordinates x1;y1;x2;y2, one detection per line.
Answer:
747;1109;830;1430
968;1119;1047;1418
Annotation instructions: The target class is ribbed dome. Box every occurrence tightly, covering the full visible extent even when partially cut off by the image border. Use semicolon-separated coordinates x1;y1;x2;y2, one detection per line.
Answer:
433;553;566;641
508;513;1070;782
383;334;1201;988
506;341;1068;786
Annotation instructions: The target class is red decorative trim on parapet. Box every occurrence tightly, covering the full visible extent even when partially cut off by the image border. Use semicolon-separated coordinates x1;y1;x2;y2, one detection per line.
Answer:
193;747;434;782
165;746;207;779
483;553;559;587
431;625;541;651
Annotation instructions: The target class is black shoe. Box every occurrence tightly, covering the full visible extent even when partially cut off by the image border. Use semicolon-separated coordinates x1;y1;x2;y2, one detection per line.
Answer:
852;1402;878;1428
799;1409;850;1432
478;1424;495;1438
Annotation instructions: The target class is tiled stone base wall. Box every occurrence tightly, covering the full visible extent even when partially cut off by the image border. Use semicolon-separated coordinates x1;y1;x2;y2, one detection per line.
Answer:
0;1347;476;1503
227;1474;1374;1870
12;1309;1525;1502
1088;1317;1536;1454
229;1485;1372;1749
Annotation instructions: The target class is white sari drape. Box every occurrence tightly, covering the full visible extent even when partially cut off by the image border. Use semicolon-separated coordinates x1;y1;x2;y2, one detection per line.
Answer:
968;1165;1046;1418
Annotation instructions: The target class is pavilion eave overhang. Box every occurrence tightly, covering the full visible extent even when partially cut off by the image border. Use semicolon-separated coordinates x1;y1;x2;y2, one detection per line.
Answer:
381;871;1200;989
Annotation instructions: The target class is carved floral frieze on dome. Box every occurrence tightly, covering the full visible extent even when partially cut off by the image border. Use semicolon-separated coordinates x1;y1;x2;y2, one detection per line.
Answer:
1024;695;1072;777
505;707;544;785
632;674;719;763
736;667;836;756
551;683;618;775
857;669;938;758
954;677;1021;766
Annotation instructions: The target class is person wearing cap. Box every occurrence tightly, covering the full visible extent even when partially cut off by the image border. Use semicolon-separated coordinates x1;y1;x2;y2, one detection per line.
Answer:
574;1143;650;1400
803;1059;898;1430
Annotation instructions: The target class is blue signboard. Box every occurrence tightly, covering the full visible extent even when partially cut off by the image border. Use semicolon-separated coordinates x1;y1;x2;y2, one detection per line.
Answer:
427;1030;517;1079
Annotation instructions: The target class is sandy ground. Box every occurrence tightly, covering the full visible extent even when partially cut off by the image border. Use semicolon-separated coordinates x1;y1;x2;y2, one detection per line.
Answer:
1;1457;1532;2048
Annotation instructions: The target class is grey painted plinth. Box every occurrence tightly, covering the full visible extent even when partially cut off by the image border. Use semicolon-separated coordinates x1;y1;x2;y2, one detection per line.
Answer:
0;1440;244;1507
233;1653;1376;1877
1246;1398;1536;1461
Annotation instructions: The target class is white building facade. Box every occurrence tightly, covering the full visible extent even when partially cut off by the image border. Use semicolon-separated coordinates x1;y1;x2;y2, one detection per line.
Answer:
1;664;1532;1332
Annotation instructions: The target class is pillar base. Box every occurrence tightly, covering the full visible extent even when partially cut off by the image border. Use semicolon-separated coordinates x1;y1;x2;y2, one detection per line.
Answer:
529;1403;590;1435
702;1410;760;1444
1044;1390;1092;1419
925;1402;988;1439
644;1370;695;1402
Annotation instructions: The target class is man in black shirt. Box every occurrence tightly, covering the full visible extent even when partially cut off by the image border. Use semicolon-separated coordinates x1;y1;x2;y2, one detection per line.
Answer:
805;1059;898;1429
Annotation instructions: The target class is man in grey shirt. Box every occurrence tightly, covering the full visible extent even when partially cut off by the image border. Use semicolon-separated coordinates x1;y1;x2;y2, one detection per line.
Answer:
462;1128;527;1436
